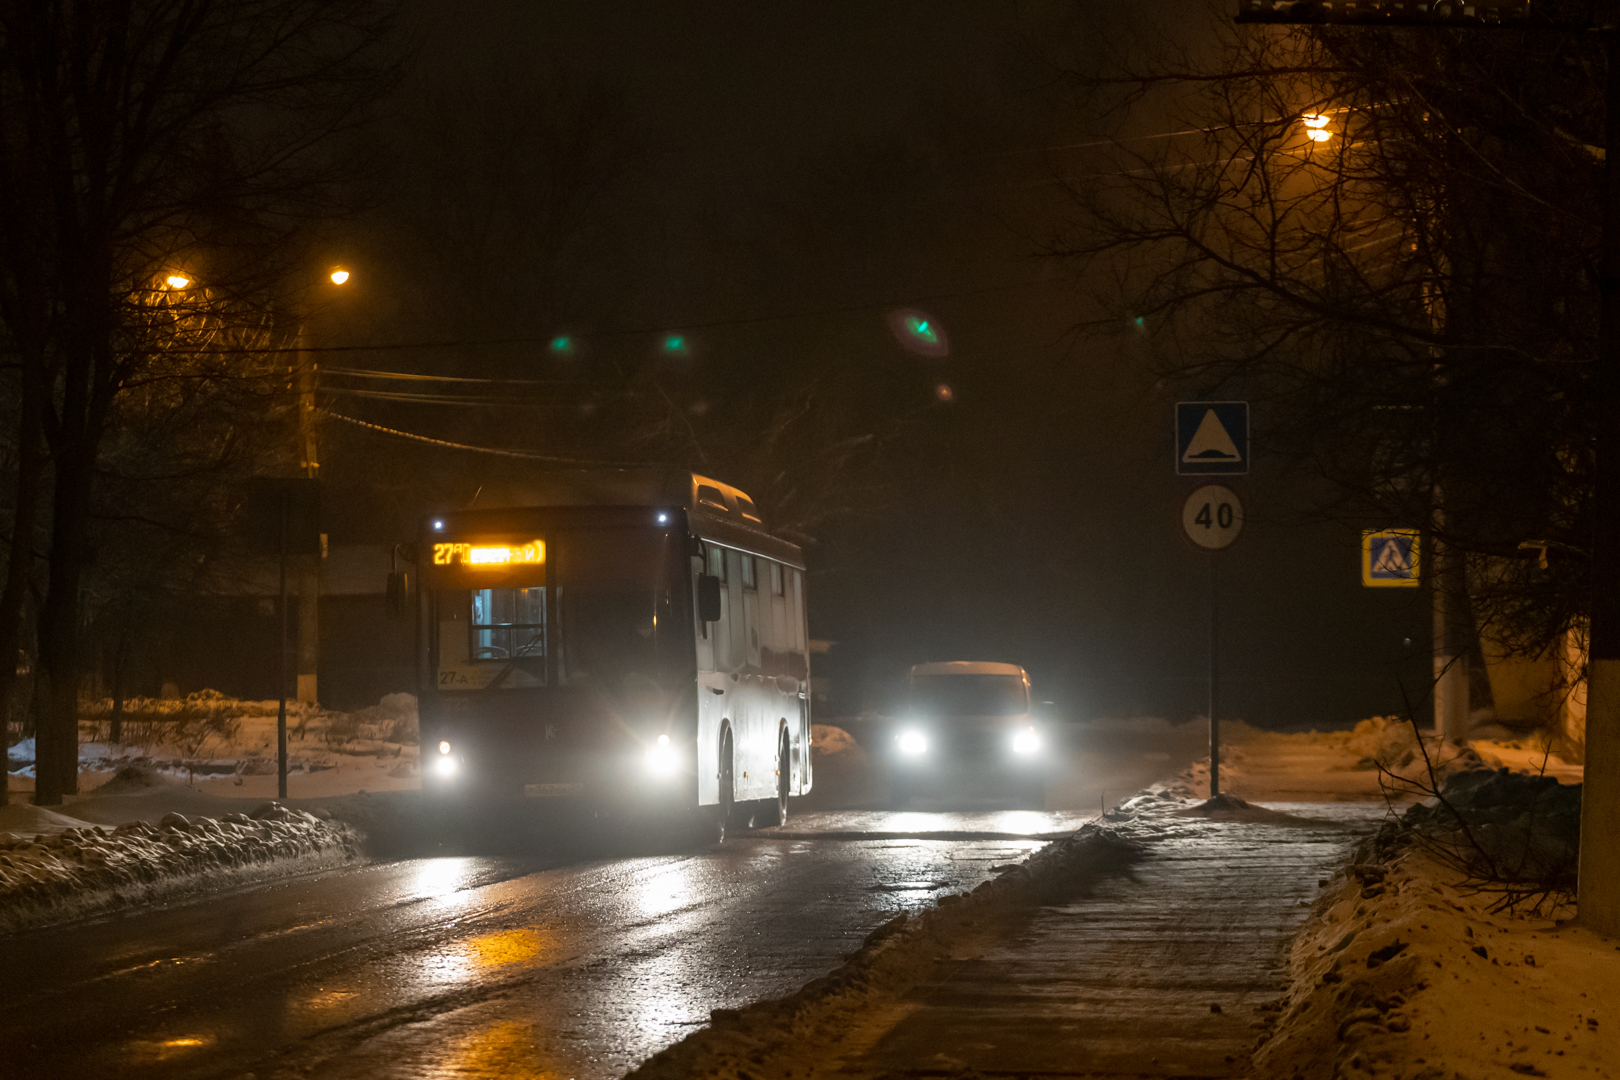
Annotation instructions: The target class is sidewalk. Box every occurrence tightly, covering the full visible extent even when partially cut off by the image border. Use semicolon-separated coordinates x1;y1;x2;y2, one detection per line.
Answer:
635;717;1611;1080
830;802;1382;1078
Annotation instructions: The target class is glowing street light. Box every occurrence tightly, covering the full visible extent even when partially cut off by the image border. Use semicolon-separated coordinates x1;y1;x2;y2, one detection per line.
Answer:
328;268;351;285
1302;114;1334;143
164;273;191;289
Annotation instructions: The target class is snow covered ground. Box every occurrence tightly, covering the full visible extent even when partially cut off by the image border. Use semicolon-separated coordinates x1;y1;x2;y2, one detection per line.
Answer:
0;772;361;933
0;691;415;930
6;690;422;802
1253;797;1614;1079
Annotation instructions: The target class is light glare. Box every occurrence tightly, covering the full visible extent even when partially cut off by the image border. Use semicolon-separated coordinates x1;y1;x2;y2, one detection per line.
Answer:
1011;728;1041;755
329;268;351;285
439;740;451;755
434;756;458;777
164;273;191;289
897;729;928;756
646;733;678;775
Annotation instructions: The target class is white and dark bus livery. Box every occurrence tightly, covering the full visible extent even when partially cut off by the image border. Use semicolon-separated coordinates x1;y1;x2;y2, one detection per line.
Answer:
415;470;811;837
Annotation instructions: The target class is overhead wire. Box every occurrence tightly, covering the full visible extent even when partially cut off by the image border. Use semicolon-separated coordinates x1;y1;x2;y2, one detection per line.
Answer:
324;411;640;465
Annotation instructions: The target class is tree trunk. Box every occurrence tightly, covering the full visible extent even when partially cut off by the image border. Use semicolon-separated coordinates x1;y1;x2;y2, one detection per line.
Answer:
34;446;93;805
0;364;45;807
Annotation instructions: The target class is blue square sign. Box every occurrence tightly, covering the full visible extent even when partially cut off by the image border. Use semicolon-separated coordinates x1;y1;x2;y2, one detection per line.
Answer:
1176;402;1249;475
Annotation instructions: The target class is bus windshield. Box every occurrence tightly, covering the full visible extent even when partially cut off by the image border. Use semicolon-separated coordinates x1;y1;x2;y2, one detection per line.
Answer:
433;527;675;692
910;674;1028;718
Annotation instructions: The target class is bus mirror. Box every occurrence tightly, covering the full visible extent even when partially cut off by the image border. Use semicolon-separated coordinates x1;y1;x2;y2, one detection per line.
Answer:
697;574;722;623
386;571;410;620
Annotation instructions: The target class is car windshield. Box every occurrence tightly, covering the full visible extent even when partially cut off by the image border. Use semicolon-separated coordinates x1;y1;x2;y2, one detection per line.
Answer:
910;673;1028;718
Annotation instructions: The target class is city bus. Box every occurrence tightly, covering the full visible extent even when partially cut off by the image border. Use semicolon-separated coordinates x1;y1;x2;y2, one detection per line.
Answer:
414;469;812;840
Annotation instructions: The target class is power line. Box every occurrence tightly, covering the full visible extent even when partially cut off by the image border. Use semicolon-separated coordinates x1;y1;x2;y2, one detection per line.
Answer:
323;366;575;386
323;387;576;408
324;411;639;465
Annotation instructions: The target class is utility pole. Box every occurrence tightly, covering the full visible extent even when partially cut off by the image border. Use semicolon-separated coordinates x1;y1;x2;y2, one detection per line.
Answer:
1235;0;1620;937
295;328;320;706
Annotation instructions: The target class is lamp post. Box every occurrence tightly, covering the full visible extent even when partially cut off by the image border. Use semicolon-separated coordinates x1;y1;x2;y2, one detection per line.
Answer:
1235;0;1620;937
291;266;353;707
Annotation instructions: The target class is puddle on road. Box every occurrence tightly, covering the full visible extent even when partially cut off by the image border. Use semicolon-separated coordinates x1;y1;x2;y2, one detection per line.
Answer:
444;1019;559;1080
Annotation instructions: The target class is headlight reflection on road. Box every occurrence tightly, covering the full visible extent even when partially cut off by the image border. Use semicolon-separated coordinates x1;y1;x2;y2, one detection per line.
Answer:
409;856;477;902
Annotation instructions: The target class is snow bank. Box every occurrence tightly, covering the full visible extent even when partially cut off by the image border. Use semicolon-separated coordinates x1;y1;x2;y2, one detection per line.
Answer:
0;784;362;933
625;823;1142;1080
1251;771;1614;1080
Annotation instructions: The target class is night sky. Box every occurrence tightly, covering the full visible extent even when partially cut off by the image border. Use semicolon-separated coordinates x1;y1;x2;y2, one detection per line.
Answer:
319;2;1431;727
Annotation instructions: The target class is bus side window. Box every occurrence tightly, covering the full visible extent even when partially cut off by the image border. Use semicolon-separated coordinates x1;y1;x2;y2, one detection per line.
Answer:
763;561;788;672
709;546;733;672
726;549;747;671
740;554;761;668
789;568;807;656
693;555;714;670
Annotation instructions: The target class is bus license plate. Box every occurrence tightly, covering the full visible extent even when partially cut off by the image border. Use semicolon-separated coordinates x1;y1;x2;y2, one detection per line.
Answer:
524;783;583;798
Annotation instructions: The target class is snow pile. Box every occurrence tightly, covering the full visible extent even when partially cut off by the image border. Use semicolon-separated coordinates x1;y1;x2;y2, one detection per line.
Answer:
0;787;362;932
810;723;860;756
625;823;1142;1080
1251;771;1614;1080
1149;714;1586;804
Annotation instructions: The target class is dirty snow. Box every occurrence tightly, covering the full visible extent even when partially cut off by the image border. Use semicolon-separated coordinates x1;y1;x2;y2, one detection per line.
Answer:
1253;816;1615;1079
0;774;361;933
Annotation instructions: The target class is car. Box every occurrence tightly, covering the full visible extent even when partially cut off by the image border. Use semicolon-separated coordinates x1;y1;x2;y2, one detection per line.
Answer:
886;661;1049;808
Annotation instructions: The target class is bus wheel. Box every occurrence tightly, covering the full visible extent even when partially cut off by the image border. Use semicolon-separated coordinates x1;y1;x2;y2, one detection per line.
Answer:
716;730;737;843
756;737;790;828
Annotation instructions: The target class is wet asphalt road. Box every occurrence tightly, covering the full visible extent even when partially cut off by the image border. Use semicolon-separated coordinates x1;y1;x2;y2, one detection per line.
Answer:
0;809;1095;1080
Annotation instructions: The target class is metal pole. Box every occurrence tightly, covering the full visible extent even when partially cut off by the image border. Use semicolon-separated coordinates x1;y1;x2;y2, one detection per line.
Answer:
1209;550;1219;799
277;488;289;802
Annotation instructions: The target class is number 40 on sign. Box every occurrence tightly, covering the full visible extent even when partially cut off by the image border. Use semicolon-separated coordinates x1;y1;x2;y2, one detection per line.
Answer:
1182;485;1244;550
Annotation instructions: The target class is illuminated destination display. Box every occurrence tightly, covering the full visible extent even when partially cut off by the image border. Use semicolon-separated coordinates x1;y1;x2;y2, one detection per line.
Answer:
433;540;545;567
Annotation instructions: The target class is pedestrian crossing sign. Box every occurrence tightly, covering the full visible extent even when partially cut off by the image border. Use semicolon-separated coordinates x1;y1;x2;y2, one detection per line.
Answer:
1362;529;1420;588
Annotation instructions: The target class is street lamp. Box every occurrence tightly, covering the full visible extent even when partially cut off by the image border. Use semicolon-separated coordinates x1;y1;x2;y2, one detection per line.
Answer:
1302;114;1334;142
164;273;191;289
328;268;350;286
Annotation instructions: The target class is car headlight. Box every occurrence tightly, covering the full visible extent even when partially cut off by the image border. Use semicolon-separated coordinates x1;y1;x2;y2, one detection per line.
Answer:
646;733;678;775
897;729;928;756
1011;728;1041;755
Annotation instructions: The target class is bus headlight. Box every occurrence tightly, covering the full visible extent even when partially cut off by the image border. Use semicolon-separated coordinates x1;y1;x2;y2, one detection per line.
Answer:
897;729;928;756
646;733;678;775
1011;728;1041;755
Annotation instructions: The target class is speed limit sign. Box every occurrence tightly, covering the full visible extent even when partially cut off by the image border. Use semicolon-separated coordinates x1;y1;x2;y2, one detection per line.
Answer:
1182;485;1244;550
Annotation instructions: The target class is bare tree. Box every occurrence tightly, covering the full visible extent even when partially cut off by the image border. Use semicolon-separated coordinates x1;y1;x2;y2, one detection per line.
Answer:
0;0;396;804
1052;12;1603;662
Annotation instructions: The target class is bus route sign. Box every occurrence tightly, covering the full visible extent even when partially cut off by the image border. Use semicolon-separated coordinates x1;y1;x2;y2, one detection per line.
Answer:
1362;529;1420;587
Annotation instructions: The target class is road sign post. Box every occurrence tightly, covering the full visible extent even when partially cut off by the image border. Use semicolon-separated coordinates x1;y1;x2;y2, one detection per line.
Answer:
1182;483;1244;800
